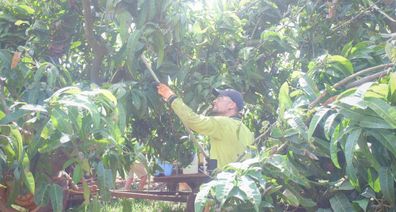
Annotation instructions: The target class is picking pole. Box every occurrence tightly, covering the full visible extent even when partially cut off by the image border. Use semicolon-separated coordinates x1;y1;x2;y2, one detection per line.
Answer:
140;54;160;83
140;54;209;159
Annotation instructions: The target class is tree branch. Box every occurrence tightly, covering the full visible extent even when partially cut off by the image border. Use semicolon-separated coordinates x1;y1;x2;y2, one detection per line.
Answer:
309;63;394;108
82;0;107;84
331;3;375;32
345;70;389;89
370;0;396;23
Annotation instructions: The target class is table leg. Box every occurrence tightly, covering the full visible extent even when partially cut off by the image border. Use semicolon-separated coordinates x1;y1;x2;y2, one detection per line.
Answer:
186;193;196;212
167;182;177;192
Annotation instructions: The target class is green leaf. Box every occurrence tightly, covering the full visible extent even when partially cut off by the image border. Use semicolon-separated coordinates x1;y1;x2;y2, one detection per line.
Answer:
285;111;308;140
152;30;165;68
116;9;133;44
330;124;341;168
16;5;35;15
358;115;394;129
49;184;64;212
355;82;374;98
308;108;330;141
14;20;29;26
20;104;47;113
364;98;396;128
361;187;376;199
327;55;354;75
62;158;77;170
298;72;320;100
97;89;118;107
367;129;396;158
353;199;369;211
238;175;261;211
282;189;299;206
214;172;235;207
59;96;100;129
367;169;381;192
329;193;354;212
330;125;352;169
72;164;82;185
366;84;389;99
50;108;73;134
23;170;35;194
192;22;207;34
389;72;396;94
34;181;49;206
97;162;114;201
385;40;396;63
195;180;216;212
388;72;396;104
49;87;81;103
131;90;142;115
0;109;27;124
126;30;143;75
379;167;395;205
278;82;292;119
117;104;126;134
70;41;81;50
317;209;332;212
10;126;23;161
333;179;354;191
82;180;91;204
339;96;367;109
324;113;338;139
266;154;311;188
227;187;249;203
344;128;361;189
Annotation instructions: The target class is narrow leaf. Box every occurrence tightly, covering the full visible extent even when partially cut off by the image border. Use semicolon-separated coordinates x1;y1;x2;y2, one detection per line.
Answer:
308;108;330;141
214;173;235;207
329;193;354;212
49;184;64;212
365;98;396;128
379;167;395;205
344;128;361;189
282;189;299;206
82;180;90;204
34;182;49;206
238;175;261;211
278;82;292;118
126;29;143;75
72;164;82;185
324;113;338;139
23;170;35;194
195;181;216;212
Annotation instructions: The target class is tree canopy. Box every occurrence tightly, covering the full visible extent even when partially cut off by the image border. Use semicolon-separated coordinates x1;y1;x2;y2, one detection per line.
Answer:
0;0;396;210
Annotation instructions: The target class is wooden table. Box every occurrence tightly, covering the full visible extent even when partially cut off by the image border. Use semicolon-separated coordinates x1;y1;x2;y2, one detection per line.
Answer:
154;173;210;192
154;173;210;212
110;173;210;212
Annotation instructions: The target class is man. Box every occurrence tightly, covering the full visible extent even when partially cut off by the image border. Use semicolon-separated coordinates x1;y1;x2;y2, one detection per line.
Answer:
157;84;254;170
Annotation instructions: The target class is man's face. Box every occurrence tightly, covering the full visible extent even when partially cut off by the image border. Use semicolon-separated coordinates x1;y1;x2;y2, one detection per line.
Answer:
211;95;236;115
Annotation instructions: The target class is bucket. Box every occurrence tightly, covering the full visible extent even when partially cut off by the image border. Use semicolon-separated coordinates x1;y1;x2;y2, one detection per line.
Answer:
183;154;198;174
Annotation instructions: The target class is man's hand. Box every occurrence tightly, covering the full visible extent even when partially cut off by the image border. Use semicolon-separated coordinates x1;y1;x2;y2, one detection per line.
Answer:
157;83;175;102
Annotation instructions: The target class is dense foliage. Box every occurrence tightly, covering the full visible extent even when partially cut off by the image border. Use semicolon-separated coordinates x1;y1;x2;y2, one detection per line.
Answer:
0;0;395;211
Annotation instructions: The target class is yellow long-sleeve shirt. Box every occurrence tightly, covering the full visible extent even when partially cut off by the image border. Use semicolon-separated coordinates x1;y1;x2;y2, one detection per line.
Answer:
170;98;254;169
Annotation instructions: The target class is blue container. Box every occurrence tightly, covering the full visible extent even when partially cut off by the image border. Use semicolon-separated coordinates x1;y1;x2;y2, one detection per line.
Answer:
161;162;173;176
155;161;173;176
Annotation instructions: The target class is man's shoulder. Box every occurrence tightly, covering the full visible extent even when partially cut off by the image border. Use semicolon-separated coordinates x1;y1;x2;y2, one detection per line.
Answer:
211;116;247;127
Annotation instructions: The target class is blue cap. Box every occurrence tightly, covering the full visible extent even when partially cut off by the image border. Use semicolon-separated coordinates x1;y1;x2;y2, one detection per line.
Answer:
213;88;244;111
